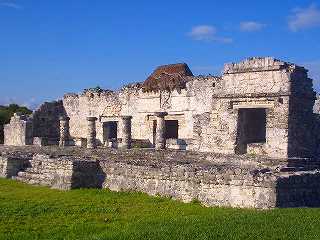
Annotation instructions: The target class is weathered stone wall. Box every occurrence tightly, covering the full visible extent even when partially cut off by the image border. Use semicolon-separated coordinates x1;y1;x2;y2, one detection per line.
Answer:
100;160;277;209
223;57;291;95
97;154;320;209
63;90;121;145
287;68;317;158
62;76;220;147
188;57;317;158
192;95;290;157
4;113;33;146
0;155;31;178
32;101;66;142
15;154;102;190
1;145;320;209
4;57;317;159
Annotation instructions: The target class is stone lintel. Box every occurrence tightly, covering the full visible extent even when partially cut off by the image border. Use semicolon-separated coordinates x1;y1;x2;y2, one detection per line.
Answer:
212;92;291;99
233;103;275;109
154;112;168;118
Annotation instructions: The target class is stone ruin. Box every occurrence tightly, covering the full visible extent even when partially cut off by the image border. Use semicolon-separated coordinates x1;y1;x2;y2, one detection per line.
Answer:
1;57;320;209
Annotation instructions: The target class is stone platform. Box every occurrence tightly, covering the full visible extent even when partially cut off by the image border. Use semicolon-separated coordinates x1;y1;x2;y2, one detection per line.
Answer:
1;145;320;209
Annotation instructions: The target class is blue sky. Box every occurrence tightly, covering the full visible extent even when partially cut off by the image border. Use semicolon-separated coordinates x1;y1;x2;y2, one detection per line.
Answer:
0;0;319;109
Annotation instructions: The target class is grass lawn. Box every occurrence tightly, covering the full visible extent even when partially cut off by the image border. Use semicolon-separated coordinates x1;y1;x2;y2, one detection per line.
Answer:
1;179;320;240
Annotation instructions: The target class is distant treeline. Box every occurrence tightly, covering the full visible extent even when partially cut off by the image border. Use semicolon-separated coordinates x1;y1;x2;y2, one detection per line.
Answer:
0;104;32;144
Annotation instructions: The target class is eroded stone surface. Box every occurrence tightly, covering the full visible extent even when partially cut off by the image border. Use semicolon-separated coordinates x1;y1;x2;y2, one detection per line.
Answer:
1;145;320;208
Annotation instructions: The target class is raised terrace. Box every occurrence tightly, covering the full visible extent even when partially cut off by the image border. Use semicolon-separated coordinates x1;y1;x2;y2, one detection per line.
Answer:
1;145;320;209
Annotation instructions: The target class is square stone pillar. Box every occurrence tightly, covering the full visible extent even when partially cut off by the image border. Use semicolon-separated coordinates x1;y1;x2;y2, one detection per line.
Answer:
120;116;132;149
59;116;70;147
154;112;168;150
86;117;97;149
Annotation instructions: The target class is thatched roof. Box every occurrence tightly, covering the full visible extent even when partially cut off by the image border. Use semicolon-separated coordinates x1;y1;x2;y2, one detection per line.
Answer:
142;63;193;93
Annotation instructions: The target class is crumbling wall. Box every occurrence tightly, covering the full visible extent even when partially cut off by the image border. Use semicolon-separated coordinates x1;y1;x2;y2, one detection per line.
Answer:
4;113;33;146
62;76;220;147
32;101;66;143
15;154;102;190
0;155;30;178
1;145;320;209
190;58;313;158
223;57;291;95
287;68;317;158
63;90;121;145
99;159;320;209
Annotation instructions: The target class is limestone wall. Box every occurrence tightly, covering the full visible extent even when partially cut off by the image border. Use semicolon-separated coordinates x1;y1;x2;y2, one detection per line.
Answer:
1;146;320;209
191;95;290;157
62;76;220;146
4;113;33;146
223;57;292;95
15;154;102;190
99;159;320;209
0;155;30;178
100;160;277;208
32;100;66;141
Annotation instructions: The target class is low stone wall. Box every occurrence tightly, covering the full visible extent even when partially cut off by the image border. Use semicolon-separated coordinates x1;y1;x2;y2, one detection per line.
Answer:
100;161;276;208
100;161;320;208
3;154;103;190
1;146;320;209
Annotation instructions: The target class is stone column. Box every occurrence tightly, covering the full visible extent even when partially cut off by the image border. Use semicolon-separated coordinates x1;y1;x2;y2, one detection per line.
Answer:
155;112;168;150
59;116;70;147
86;117;97;149
120;116;132;149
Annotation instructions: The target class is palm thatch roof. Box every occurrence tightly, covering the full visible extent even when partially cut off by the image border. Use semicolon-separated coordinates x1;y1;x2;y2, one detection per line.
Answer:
142;63;193;93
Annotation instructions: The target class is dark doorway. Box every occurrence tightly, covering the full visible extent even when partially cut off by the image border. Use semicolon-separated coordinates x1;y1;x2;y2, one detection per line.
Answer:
103;121;118;142
236;108;267;154
165;120;179;139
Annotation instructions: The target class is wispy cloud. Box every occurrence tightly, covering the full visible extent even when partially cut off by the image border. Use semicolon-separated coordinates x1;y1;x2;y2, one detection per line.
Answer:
288;4;320;31
240;21;266;32
0;1;22;9
188;25;232;43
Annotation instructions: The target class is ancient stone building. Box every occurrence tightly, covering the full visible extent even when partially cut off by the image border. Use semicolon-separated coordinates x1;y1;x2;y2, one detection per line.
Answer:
3;57;320;158
2;57;320;209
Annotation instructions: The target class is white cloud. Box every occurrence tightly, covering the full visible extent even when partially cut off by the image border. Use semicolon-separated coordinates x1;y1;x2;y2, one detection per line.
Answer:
240;21;266;32
0;1;22;9
188;25;232;43
288;4;320;31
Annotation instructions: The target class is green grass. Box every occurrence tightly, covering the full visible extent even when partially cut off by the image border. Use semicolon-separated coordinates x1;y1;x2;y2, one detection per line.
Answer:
1;179;320;240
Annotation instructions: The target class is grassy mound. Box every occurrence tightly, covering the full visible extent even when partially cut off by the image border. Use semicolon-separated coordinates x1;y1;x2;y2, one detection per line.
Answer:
1;179;320;240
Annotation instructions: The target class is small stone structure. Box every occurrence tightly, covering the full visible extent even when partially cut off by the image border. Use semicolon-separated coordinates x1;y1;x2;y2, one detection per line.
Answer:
4;113;33;146
1;57;320;209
